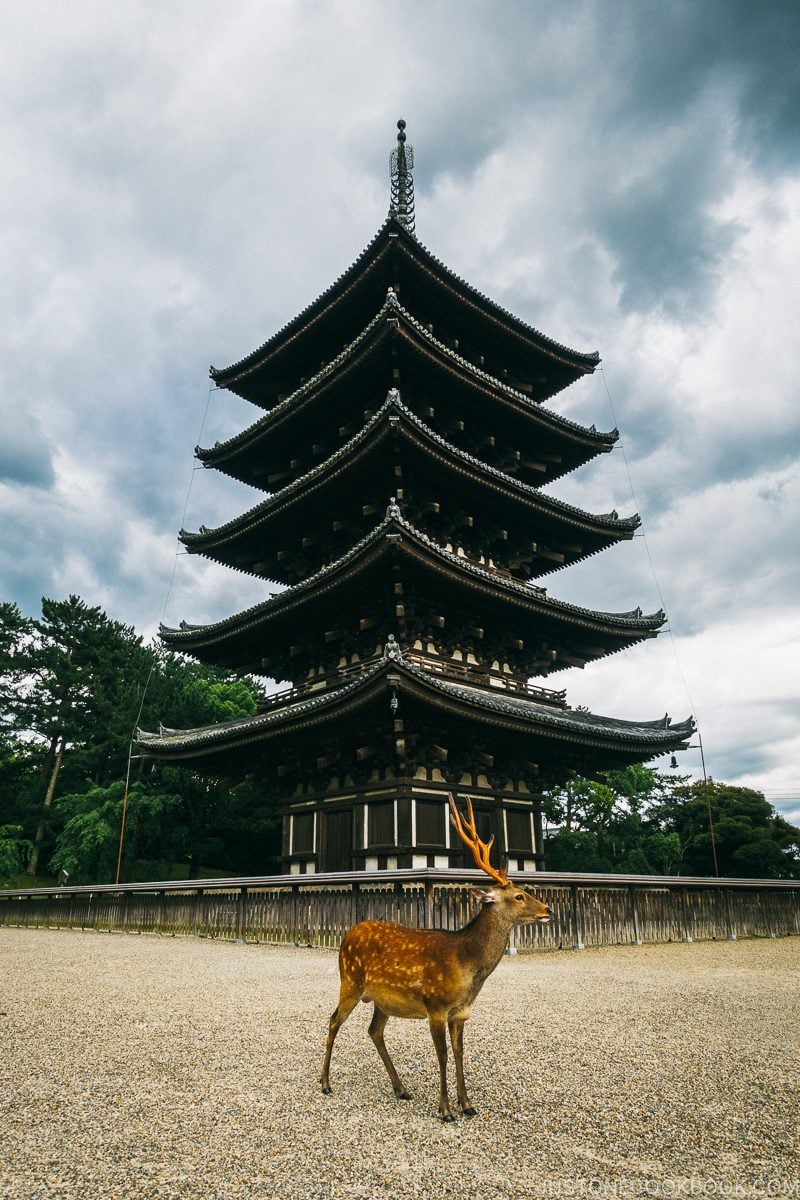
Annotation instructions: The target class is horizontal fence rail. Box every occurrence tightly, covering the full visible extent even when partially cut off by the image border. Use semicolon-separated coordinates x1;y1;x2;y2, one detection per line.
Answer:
1;870;798;950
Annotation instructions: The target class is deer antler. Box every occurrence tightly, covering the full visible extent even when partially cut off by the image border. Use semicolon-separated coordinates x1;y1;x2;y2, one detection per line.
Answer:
448;794;509;888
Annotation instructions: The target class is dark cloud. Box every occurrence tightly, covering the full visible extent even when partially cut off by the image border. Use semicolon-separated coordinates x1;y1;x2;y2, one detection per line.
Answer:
0;0;797;810
0;414;54;488
617;0;800;169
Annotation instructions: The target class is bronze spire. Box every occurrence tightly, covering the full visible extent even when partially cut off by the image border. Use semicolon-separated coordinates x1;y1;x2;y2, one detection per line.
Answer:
390;118;415;234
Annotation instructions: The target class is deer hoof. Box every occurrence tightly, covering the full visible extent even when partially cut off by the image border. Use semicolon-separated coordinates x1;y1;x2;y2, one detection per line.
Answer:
398;1091;412;1101
440;1112;457;1123
462;1106;477;1117
321;1086;332;1095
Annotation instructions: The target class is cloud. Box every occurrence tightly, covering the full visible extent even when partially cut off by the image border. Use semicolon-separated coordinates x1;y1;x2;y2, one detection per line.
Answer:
0;0;798;820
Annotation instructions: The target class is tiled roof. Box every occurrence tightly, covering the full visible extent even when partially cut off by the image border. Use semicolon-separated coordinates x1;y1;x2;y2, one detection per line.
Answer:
210;218;599;387
198;291;616;464
411;666;694;743
137;656;693;755
162;509;664;646
182;389;637;555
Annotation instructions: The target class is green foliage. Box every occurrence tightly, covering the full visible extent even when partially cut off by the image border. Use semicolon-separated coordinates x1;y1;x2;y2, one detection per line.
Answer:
3;594;797;886
543;767;682;874
654;781;800;879
0;825;34;886
544;767;799;879
0;594;270;885
50;781;186;884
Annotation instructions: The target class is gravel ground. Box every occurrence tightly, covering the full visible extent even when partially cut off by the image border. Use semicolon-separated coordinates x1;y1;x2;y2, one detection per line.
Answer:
0;929;797;1200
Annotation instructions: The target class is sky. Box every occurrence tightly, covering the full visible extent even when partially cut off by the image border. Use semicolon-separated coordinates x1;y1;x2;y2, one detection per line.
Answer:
1;0;798;822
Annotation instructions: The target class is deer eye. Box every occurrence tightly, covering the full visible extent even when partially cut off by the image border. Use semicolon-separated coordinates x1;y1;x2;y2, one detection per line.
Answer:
515;893;525;902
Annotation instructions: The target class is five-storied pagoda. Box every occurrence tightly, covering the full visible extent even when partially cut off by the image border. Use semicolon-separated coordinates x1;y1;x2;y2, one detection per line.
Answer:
139;122;694;874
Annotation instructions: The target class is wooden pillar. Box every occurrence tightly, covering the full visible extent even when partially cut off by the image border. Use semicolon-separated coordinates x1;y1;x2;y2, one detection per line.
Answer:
532;799;545;862
724;888;737;941
680;888;693;943
192;889;203;937
424;879;434;929
291;883;300;943
629;885;642;946
570;884;585;951
235;887;247;942
761;890;776;939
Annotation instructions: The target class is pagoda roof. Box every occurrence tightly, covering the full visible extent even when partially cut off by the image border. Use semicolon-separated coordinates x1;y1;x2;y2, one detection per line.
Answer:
199;291;616;488
209;218;599;408
137;656;694;775
162;509;664;676
182;391;638;583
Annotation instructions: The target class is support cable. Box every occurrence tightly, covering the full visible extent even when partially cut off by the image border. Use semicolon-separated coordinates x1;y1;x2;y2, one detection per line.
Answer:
115;381;217;883
597;364;705;758
597;366;716;870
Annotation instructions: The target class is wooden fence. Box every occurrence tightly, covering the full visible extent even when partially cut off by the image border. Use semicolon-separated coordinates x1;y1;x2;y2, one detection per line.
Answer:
1;870;798;950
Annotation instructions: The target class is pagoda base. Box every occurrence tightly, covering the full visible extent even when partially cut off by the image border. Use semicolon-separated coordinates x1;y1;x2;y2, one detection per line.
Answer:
281;777;545;875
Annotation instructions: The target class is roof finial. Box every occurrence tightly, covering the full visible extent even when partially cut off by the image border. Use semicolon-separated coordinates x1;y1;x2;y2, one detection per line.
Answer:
390;118;415;234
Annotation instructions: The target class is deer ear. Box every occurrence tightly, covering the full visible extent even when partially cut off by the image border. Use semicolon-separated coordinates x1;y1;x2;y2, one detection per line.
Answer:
470;887;497;905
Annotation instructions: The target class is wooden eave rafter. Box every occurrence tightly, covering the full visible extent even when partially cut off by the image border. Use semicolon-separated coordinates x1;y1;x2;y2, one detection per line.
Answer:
210;223;396;405
390;230;599;397
181;393;638;582
137;657;693;768
198;294;616;485
209;219;599;407
163;512;663;672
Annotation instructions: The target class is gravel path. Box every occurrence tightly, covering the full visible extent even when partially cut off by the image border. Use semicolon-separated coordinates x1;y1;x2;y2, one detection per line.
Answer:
1;929;797;1200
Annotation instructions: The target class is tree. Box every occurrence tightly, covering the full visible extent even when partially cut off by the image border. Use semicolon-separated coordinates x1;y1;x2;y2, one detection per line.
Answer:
49;781;187;884
543;766;683;874
0;595;265;883
654;781;800;879
0;825;33;887
0;596;155;873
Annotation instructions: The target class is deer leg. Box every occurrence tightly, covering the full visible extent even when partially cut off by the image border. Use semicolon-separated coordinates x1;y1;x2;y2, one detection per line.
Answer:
368;1005;412;1100
448;1016;476;1116
320;985;360;1094
428;1015;455;1121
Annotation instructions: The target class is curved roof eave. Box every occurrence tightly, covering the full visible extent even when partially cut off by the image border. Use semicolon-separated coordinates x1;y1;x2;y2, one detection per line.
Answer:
209;218;599;390
162;511;664;651
137;656;693;758
209;218;395;386
198;293;616;467
182;392;637;558
395;227;600;372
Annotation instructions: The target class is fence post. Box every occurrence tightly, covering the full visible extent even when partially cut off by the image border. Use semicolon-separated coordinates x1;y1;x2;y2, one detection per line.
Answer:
291;884;300;943
761;891;776;939
192;889;203;937
724;889;737;941
424;880;434;929
629;885;642;946
680;888;693;943
236;887;247;942
571;885;585;951
393;880;404;924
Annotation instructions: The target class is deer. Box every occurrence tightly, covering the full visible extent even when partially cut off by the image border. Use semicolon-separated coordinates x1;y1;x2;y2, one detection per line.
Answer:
320;794;552;1120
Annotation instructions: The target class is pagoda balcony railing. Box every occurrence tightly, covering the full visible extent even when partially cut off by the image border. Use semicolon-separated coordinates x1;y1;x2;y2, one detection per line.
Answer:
2;870;797;952
402;652;567;705
257;653;567;713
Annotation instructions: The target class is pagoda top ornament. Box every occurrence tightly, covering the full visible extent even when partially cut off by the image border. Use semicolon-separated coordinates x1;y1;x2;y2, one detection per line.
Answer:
389;119;415;234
